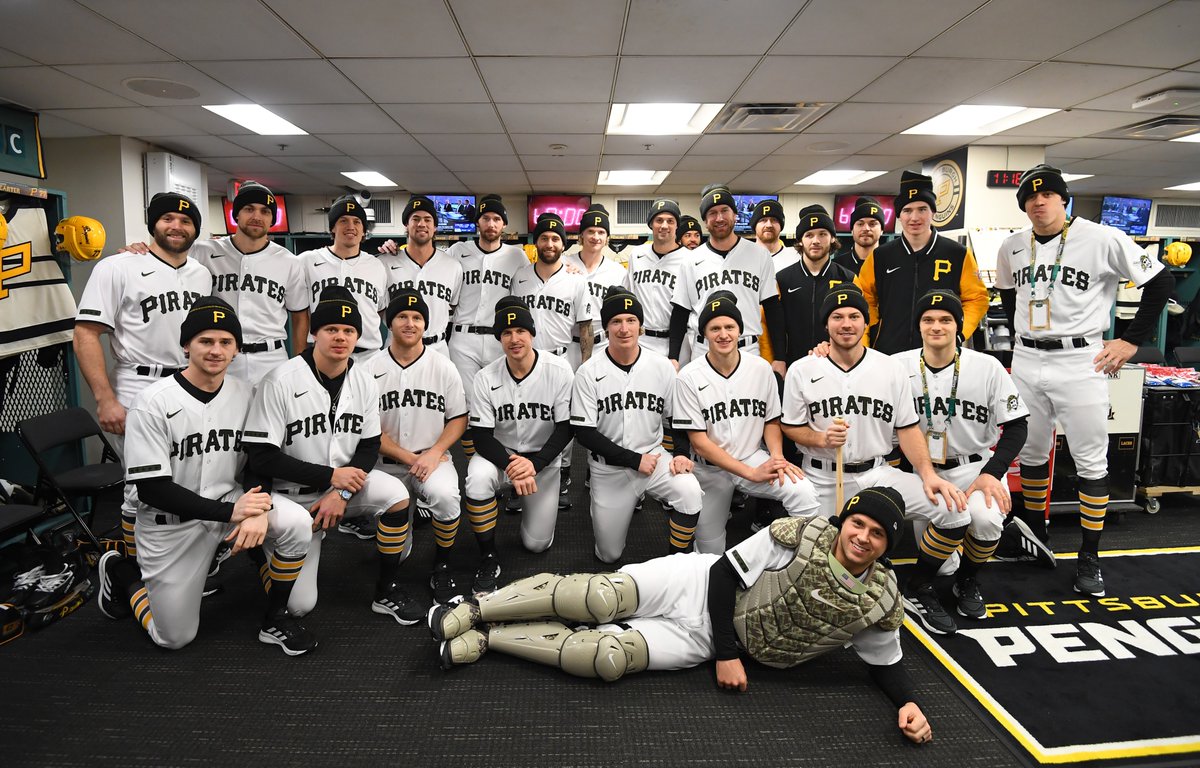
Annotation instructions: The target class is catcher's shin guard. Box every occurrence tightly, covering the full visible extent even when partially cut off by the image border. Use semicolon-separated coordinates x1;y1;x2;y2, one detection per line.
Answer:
478;572;638;624
488;622;649;682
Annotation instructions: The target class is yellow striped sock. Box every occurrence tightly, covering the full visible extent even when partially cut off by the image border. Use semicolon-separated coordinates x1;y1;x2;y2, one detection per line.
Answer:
1020;475;1049;516
1079;491;1108;531
668;518;697;552
376;518;409;556
962;534;999;565
130;586;152;632
121;513;138;559
461;438;476;458
433;516;460;549
467;498;499;534
918;526;960;561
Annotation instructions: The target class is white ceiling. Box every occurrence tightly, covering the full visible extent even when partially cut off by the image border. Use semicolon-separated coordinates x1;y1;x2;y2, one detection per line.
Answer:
2;0;1199;199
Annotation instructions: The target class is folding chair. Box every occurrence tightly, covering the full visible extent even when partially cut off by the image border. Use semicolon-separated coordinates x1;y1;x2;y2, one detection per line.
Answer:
1173;346;1200;369
16;407;124;551
1128;346;1166;365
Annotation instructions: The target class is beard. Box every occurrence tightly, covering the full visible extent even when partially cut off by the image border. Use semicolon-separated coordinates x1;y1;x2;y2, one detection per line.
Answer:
153;227;198;255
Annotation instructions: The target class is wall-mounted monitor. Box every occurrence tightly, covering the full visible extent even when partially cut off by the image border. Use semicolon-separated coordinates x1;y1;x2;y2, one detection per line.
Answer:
421;194;476;235
832;195;897;233
222;194;290;234
528;195;592;234
1100;195;1152;236
732;194;779;233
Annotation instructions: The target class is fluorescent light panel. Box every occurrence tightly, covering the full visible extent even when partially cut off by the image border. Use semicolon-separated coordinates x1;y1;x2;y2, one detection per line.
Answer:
1165;181;1200;191
794;170;886;186
902;105;1059;136
202;104;307;135
1171;133;1200;143
598;170;670;186
341;171;396;187
607;103;723;135
1061;173;1093;182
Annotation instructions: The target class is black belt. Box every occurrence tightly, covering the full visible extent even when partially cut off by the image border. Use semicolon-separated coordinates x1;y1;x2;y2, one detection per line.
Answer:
940;453;984;470
1019;336;1090;350
644;329;670;338
696;333;759;348
242;339;286;354
279;486;320;496
454;324;492;335
806;456;878;473
134;366;181;377
572;333;604;344
423;330;449;345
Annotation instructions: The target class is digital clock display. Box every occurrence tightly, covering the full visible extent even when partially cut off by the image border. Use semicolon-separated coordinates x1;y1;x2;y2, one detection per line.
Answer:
832;194;896;233
528;195;592;234
986;170;1024;188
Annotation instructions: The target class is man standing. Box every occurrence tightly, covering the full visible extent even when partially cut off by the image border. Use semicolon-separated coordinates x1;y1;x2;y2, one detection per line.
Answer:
97;297;315;654
243;286;419;625
572;288;702;562
893;290;1029;618
74;192;210;555
751;199;794;273
300;195;387;359
564;203;627;359
677;215;703;250
856;172;988;353
623;199;688;359
463;299;574;591
430;487;936;747
835;197;887;276
673;292;819;554
995;164;1173;596
379;195;463;358
367;288;468;604
781;284;968;635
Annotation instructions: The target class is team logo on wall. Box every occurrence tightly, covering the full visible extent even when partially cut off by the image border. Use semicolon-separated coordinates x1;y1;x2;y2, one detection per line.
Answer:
931;157;964;229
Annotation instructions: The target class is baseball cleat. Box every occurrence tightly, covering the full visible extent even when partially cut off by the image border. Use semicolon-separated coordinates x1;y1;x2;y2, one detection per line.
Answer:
259;612;318;656
372;583;427;625
337;517;376;540
472;554;502;594
903;582;958;635
439;629;488;670
428;600;481;642
952;576;986;620
96;550;131;620
1073;552;1105;597
994;518;1056;568
430;562;462;605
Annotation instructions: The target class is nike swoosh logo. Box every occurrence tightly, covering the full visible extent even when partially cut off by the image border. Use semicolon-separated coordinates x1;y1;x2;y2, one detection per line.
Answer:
313;260;326;266
694;260;705;266
1012;248;1025;255
141;271;155;277
810;588;840;610
491;384;503;390
595;375;607;382
698;384;710;391
294;391;308;398
787;286;803;293
886;266;901;274
374;373;387;379
390;265;402;270
810;377;823;383
166;409;182;418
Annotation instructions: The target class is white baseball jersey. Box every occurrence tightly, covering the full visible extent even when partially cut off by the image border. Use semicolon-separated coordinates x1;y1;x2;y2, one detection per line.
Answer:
782;349;919;464
75;250;209;369
243;356;381;493
446;240;530;326
0;208;77;358
995;217;1165;340
893;348;1029;457
772;246;800;274
299;247;388;351
622;241;690;335
571;348;676;455
563;251;627;317
379;248;463;345
673;353;780;462
469;352;573;454
672;237;776;342
189;237;307;343
511;262;593;351
125;373;252;512
367;347;467;452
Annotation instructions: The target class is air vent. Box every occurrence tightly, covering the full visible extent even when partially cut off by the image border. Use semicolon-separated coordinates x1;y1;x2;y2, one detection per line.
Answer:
1101;116;1200;140
709;103;833;133
1155;204;1200;230
617;199;654;225
371;197;393;225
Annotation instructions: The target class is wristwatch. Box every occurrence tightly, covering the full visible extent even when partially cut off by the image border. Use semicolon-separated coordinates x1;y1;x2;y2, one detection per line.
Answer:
338;489;353;501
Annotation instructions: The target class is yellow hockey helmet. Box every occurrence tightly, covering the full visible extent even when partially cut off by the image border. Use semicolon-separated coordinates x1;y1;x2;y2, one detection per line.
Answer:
1164;241;1192;268
54;216;106;261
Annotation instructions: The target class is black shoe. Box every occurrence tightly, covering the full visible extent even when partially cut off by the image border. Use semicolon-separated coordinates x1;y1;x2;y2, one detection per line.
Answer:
994;518;1056;568
97;550;131;620
430;563;462;604
559;468;572;497
208;540;233;577
258;611;318;656
732;491;748;511
337;517;376;540
8;561;44;608
427;600;481;642
1073;552;1105;597
201;578;223;599
438;629;488;670
472;554;502;593
504;494;522;516
903;582;958;635
26;561;79;610
953;576;986;620
413;502;432;527
372;583;427;625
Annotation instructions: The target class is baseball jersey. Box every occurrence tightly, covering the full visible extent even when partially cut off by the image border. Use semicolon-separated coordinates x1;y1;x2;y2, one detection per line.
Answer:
367;347;467;453
995;216;1165;340
190;237;307;343
571;348;676;455
469;352;573;454
243;355;381;493
512;262;593;351
379;247;463;344
299;247;388;351
672;237;776;342
445;240;529;327
125;373;252;512
782;349;919;464
621;241;690;334
75;250;209;368
0;208;77;358
892;348;1029;456
673;353;780;462
771;246;800;274
563;251;628;317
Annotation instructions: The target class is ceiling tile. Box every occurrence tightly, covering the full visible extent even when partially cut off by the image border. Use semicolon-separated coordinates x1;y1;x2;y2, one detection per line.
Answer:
42;107;202;137
194;60;368;104
808;102;952;133
350;156;452;174
0;0;170;65
55;62;252;107
663;170;738;186
274;156;359;175
1095;141;1200;163
727;170;801;192
853;58;1035;105
265;0;466;57
226;135;343;155
687;134;801;155
480;58;616;103
520;155;600;171
451;0;625;56
200;156;298;175
510;134;604;155
150;106;255;135
971;135;1064;146
154;135;258;158
452;172;531;193
602;135;699;155
600;155;682;170
413;133;515;155
1073;71;1200;113
776;134;890;155
750;155;848;172
614;57;756;102
333;59;487;103
673;155;762;172
380;104;503;134
1059;2;1200;68
968;63;1166;109
498;104;610;134
37;113;105;139
0;67;137;110
0;47;36;67
390;171;467;191
440;155;524;172
735;57;902;103
271;105;403;135
860;135;972;156
1047;137;1156;159
998;110;1147;138
623;0;801;55
772;0;983;56
525;171;600;189
319;134;428;156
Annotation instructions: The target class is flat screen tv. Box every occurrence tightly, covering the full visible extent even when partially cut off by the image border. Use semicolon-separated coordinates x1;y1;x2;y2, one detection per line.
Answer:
221;194;290;234
832;195;897;233
1100;196;1152;236
421;194;476;235
733;194;779;233
528;195;592;234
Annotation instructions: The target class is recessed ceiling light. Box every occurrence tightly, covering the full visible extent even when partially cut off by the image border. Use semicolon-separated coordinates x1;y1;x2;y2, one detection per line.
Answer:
341;171;396;187
124;77;200;100
1061;173;1093;182
607;103;723;135
1171;133;1200;143
203;104;307;135
806;141;849;153
794;170;887;186
597;170;671;185
1165;181;1200;191
902;105;1059;136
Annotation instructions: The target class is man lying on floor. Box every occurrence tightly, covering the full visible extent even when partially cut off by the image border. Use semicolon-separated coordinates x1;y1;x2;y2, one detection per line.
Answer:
429;486;933;745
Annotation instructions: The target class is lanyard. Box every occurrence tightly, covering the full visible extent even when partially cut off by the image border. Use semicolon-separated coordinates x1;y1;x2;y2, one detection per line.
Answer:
919;352;960;430
1028;219;1070;300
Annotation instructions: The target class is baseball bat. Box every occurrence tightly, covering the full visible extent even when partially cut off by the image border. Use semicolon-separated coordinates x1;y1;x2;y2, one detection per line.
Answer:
834;417;845;513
